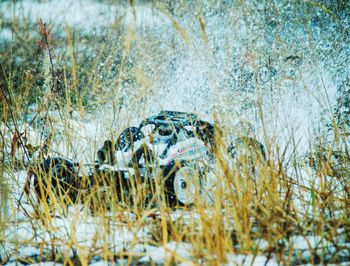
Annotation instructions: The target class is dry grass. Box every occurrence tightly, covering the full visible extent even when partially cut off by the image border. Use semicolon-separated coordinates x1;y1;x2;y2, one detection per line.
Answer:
0;0;349;265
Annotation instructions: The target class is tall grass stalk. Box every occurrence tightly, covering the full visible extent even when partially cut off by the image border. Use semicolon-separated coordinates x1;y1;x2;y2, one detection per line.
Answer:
0;0;349;265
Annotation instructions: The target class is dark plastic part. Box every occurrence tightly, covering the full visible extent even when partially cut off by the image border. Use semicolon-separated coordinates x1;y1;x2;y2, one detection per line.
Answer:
116;127;144;151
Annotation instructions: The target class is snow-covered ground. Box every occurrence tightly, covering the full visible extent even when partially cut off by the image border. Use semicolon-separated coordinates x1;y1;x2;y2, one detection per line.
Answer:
2;163;349;265
3;172;348;266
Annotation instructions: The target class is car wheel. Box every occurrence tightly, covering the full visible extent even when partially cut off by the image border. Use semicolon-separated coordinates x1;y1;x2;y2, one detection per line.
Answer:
173;166;201;205
164;163;203;207
228;137;266;162
32;157;79;204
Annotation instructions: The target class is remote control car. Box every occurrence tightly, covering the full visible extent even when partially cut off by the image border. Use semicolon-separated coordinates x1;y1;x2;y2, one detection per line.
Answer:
96;110;266;206
24;111;266;208
96;110;219;206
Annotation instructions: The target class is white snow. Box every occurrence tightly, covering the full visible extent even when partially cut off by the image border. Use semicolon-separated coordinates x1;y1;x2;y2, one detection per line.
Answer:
2;206;151;263
140;241;193;264
1;0;118;32
30;263;64;266
123;5;172;29
226;253;279;265
0;28;13;42
88;262;110;266
0;0;172;33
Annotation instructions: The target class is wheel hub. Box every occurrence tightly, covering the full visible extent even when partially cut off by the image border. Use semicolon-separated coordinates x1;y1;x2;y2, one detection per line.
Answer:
174;166;199;205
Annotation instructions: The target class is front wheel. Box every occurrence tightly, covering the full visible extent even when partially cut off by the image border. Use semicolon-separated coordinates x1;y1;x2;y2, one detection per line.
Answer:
173;166;201;206
164;163;204;207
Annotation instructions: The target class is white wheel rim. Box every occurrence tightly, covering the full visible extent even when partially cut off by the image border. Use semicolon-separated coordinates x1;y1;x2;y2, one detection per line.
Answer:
174;167;198;205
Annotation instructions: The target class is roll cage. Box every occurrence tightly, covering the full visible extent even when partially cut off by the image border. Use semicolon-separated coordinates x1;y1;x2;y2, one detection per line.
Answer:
115;111;217;154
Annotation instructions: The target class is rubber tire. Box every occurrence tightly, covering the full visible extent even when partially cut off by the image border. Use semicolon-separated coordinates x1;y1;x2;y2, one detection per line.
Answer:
163;162;202;207
33;157;79;204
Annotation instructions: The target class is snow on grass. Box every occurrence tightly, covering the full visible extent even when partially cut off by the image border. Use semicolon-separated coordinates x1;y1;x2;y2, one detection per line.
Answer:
1;1;348;265
0;0;172;33
2;180;349;265
5;263;63;266
0;0;341;159
0;28;13;43
2;205;151;263
88;261;110;266
1;111;345;264
138;241;192;264
122;5;172;30
226;253;278;265
1;0;117;32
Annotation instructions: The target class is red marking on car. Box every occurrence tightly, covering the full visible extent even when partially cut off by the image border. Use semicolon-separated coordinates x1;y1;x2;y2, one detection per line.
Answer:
168;144;207;163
